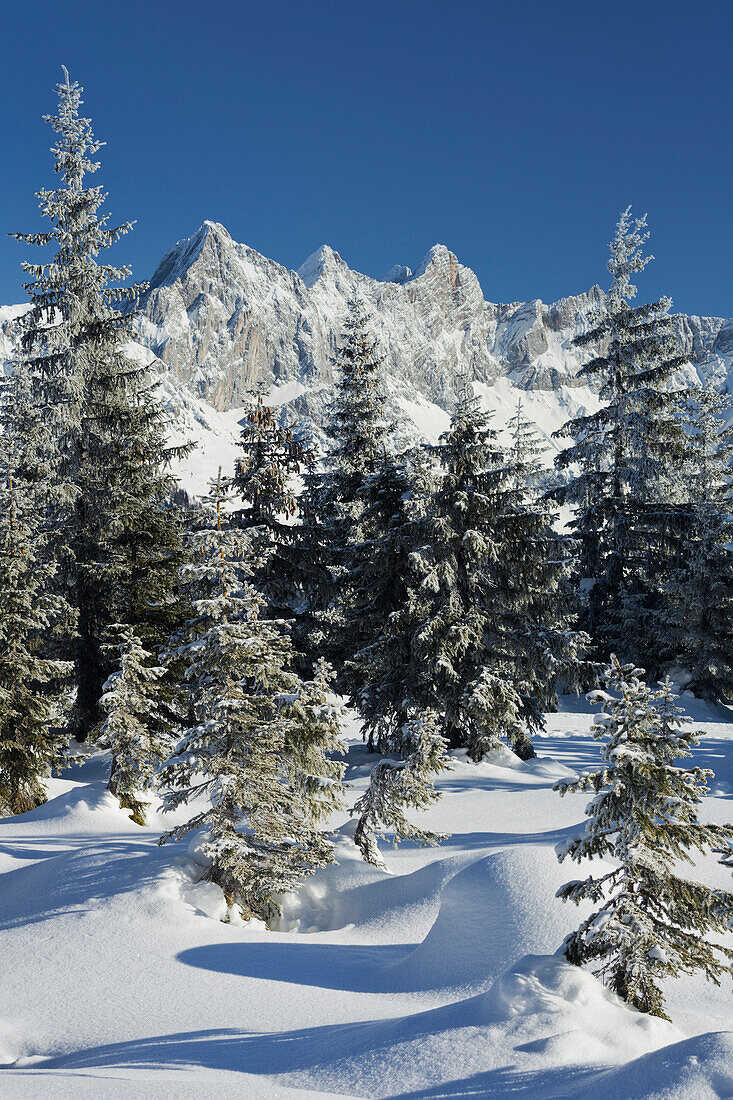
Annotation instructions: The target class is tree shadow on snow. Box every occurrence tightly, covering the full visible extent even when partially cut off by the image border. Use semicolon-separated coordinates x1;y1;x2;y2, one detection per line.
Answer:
26;1025;602;1098
0;837;169;931
430;825;577;851
390;1064;600;1098
177;940;415;993
28;1020;435;1075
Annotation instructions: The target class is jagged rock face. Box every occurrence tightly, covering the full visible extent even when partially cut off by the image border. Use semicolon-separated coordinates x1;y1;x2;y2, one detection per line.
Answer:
137;223;322;408
133;225;505;412
129;224;595;412
126;222;732;418
1;223;731;487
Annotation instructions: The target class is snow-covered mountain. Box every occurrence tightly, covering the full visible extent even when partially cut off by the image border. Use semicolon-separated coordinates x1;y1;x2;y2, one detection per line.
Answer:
2;221;732;490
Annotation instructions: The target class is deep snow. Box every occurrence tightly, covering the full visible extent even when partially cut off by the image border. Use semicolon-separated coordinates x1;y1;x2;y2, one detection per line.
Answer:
0;696;731;1098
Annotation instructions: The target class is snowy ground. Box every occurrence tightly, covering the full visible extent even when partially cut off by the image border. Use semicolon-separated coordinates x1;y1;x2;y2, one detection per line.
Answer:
0;695;731;1099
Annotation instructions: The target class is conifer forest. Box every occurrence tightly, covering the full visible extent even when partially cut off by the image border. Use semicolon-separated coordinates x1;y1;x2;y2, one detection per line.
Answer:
0;54;731;1100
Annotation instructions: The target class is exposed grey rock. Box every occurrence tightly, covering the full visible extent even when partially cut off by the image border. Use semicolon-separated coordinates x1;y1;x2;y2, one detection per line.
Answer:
125;223;732;419
1;223;731;489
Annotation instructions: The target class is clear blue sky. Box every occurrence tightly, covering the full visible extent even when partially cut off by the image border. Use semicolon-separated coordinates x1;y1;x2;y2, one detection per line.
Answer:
1;0;731;316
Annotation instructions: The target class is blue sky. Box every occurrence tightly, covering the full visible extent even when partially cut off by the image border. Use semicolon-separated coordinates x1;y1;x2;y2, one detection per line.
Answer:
1;0;731;315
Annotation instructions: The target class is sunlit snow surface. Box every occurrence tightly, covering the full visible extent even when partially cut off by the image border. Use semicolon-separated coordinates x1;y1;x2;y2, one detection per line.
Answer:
0;696;731;1098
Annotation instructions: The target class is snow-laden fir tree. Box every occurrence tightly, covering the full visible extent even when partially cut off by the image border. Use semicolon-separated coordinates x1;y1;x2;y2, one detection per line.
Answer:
390;383;582;760
340;453;425;752
397;383;533;757
159;475;345;923
13;70;189;739
415;384;516;752
295;298;393;676
104;373;191;655
231;388;314;618
321;297;392;521
0;368;72;815
99;626;171;825
555;656;733;1019
501;400;587;717
553;208;688;677
664;383;733;702
354;710;450;870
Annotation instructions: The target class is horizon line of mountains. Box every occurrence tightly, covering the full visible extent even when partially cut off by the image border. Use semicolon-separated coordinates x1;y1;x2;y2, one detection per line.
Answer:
1;219;732;485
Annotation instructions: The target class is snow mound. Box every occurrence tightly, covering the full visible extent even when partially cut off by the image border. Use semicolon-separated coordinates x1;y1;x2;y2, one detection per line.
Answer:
478;742;578;778
581;1031;733;1099
254;954;681;1098
387;847;588;993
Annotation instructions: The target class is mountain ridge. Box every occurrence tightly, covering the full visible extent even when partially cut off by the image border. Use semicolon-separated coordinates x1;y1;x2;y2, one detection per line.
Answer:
2;222;732;491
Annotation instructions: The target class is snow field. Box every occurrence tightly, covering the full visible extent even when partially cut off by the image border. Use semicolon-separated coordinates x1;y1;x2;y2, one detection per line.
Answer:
0;696;731;1098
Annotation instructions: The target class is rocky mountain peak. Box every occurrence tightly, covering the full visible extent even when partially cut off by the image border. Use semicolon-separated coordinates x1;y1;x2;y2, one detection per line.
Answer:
148;221;233;291
297;245;348;289
382;264;413;284
2;222;731;493
411;243;454;280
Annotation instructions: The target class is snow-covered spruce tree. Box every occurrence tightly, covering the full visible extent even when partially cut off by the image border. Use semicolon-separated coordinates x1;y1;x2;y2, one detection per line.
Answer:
397;384;532;757
294;298;393;677
663;383;733;702
0;370;73;815
340;452;425;752
354;710;450;870
322;297;392;522
105;373;191;651
99;626;170;825
159;476;345;923
501;400;587;717
230;388;314;617
555;656;733;1019
13;70;189;740
394;383;583;760
553;208;688;677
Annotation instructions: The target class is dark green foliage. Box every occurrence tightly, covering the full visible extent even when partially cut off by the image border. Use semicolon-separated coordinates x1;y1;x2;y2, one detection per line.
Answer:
13;71;190;739
294;297;393;678
231;389;314;618
0;373;72;814
159;477;345;924
664;384;733;702
555;656;733;1019
553;209;689;677
341;454;424;751
375;384;584;761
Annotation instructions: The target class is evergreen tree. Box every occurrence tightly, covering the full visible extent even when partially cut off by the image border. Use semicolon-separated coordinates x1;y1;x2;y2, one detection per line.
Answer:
13;69;188;739
502;400;587;717
555;656;733;1020
105;373;191;655
405;384;515;753
386;384;582;760
159;476;345;923
0;370;72;815
322;297;391;523
553;208;688;676
353;710;449;870
99;626;171;825
231;388;314;617
295;298;392;675
341;453;424;752
664;383;733;702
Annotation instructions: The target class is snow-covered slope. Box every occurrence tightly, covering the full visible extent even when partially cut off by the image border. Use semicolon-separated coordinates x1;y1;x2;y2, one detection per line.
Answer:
2;223;732;493
1;697;731;1097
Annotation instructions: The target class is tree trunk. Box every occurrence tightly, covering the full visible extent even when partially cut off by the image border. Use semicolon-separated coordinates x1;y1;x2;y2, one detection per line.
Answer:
73;583;104;742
